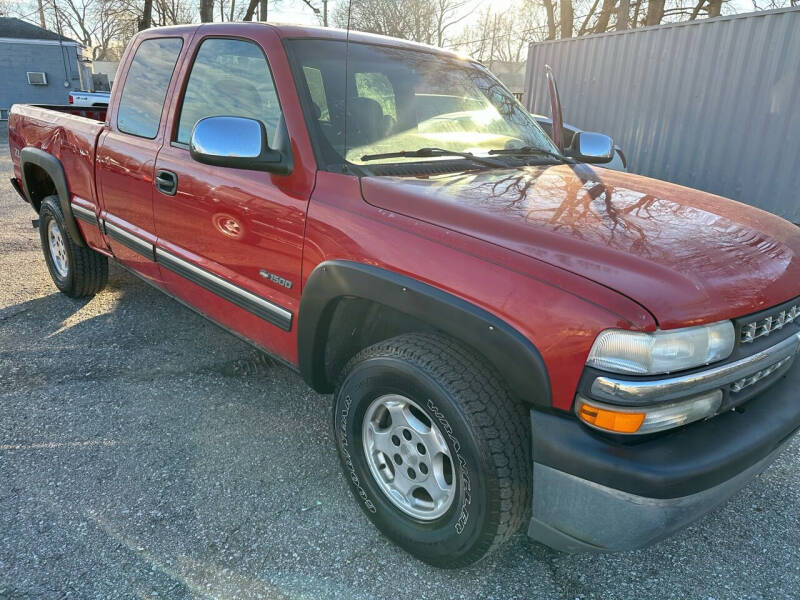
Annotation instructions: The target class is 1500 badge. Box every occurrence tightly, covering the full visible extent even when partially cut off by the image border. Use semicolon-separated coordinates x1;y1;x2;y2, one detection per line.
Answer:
259;269;293;289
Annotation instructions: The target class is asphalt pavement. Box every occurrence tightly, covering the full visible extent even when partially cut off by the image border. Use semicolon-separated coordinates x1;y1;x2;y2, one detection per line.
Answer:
1;123;799;599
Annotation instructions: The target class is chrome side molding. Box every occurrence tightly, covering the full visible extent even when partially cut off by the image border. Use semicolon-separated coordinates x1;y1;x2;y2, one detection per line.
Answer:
103;220;155;261
70;203;99;227
98;216;293;331
155;247;292;331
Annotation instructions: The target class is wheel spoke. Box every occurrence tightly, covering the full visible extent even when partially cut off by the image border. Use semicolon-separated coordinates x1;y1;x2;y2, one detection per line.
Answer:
366;422;395;455
421;473;451;508
390;470;415;500
419;427;450;458
384;400;410;429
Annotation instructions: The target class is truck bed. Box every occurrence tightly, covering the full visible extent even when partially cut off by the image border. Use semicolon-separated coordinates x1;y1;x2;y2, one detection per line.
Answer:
20;104;107;122
8;104;106;215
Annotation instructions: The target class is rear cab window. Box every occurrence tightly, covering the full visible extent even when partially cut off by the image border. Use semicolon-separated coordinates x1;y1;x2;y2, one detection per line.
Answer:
117;37;183;138
175;37;283;146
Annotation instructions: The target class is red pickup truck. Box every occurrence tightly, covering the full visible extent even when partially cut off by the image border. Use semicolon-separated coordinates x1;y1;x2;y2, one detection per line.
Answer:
8;23;800;567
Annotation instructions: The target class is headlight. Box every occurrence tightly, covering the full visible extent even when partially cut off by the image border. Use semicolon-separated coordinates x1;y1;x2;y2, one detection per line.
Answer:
586;321;735;375
575;390;723;435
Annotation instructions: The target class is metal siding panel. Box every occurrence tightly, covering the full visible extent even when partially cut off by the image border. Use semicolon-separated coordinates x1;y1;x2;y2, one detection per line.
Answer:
525;7;800;222
0;42;81;108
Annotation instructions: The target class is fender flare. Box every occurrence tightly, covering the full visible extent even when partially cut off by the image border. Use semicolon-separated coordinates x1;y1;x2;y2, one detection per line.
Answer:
297;260;551;407
19;147;85;247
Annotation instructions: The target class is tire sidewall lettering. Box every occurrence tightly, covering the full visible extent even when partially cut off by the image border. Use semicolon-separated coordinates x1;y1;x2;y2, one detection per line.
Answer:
425;398;470;535
337;393;377;513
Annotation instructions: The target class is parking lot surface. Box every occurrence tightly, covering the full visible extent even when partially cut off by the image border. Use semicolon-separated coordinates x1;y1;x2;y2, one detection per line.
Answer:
1;124;799;599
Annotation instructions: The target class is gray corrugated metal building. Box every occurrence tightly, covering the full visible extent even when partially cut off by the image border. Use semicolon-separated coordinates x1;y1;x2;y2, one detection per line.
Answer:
523;7;800;223
0;18;83;120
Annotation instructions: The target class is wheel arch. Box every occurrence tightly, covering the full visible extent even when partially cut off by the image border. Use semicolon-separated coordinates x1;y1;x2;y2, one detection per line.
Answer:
19;147;85;247
297;260;551;408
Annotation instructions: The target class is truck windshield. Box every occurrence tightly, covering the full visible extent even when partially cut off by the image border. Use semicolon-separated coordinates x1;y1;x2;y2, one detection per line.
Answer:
286;39;557;168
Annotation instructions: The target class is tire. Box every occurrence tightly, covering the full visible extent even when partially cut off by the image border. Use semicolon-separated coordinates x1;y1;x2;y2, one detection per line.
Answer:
39;195;108;298
333;332;532;568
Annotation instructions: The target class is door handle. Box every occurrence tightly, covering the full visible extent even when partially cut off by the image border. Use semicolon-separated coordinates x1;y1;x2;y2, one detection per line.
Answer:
155;170;178;196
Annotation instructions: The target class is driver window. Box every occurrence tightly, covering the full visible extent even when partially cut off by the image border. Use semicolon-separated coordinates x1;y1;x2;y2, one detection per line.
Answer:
176;38;281;145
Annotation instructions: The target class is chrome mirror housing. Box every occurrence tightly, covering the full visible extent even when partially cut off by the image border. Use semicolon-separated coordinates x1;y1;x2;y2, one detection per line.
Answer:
189;116;289;173
569;131;615;164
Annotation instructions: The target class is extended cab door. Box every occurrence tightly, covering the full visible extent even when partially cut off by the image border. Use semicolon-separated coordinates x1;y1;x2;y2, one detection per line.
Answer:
95;31;192;282
153;28;315;361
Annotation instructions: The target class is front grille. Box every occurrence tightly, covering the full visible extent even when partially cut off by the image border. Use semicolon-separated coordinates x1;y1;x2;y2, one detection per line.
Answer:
729;354;795;392
740;301;800;343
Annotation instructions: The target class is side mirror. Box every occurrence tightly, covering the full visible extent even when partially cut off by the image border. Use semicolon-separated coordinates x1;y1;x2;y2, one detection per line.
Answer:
189;116;291;174
568;131;615;164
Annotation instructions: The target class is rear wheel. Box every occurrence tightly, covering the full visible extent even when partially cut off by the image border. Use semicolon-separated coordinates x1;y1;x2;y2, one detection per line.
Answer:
39;195;108;298
333;332;532;568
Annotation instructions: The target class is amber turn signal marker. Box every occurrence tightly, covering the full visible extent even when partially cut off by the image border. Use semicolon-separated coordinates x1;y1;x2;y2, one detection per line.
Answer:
577;401;645;433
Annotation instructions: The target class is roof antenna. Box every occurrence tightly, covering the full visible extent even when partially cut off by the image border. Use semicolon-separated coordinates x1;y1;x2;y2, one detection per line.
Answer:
342;0;353;171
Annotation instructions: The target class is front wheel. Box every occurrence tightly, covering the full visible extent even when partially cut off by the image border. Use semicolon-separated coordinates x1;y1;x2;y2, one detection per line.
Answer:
333;333;532;568
39;195;108;298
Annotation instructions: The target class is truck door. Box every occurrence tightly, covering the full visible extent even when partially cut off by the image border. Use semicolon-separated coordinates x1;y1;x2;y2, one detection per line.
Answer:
152;30;314;361
95;33;189;282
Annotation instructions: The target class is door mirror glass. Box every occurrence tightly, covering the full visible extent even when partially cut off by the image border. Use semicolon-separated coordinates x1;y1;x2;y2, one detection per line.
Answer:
189;116;285;172
569;131;615;164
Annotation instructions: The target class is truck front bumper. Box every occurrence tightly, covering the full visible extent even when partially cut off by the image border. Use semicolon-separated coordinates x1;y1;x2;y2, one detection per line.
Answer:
528;361;800;552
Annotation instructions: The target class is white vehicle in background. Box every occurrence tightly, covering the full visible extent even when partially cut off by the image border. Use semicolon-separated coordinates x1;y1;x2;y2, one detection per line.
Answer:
68;91;111;107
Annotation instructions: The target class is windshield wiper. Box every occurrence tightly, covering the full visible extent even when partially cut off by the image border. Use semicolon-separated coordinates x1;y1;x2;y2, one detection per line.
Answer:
488;146;567;162
360;147;507;169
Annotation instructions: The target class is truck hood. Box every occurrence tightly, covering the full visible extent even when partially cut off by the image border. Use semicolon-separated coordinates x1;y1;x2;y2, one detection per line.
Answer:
360;164;800;329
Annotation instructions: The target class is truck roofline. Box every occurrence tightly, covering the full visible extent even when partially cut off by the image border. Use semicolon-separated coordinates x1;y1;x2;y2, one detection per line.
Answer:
142;21;472;62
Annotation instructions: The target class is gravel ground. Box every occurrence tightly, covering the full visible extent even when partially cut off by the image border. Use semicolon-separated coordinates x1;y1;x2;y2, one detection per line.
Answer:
1;122;799;600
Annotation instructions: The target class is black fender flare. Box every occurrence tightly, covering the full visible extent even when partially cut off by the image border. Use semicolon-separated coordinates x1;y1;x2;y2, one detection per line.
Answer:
19;147;85;247
297;260;551;407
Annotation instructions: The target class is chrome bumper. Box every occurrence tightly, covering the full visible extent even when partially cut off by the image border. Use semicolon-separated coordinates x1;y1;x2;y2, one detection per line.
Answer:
591;331;800;405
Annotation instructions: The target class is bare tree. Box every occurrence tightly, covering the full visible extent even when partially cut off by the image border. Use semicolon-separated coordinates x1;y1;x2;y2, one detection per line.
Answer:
44;0;133;59
139;0;152;29
152;0;192;24
592;0;617;33
645;0;665;24
454;1;551;63
37;0;47;26
243;0;258;19
541;0;557;39
217;0;250;20
199;0;213;21
560;0;574;38
432;0;470;46
333;0;439;44
617;0;629;28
